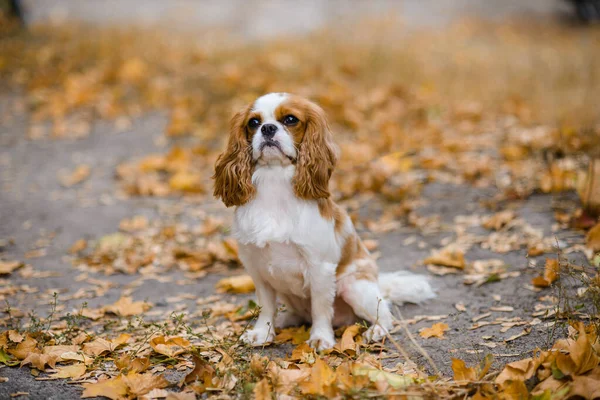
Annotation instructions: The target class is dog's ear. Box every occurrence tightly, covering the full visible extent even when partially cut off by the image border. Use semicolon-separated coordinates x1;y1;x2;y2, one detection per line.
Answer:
213;106;255;207
293;102;338;200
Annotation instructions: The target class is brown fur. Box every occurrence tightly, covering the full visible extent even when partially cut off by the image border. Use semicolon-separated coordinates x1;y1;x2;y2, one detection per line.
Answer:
213;106;255;207
289;99;338;200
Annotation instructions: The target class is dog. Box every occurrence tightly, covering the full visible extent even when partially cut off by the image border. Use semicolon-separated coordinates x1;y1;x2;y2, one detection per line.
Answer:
213;93;435;350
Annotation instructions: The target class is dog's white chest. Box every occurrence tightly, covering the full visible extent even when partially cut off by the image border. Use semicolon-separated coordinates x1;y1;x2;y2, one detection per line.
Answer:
256;242;310;298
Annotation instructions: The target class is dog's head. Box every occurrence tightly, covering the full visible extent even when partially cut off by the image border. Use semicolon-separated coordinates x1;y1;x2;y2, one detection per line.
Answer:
213;93;338;207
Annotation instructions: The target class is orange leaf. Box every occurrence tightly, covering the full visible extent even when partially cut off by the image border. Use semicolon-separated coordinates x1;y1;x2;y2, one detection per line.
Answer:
81;376;128;399
419;322;449;339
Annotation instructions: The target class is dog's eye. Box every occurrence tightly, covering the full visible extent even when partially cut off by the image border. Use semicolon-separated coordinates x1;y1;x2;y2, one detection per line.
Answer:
248;118;261;129
282;115;299;126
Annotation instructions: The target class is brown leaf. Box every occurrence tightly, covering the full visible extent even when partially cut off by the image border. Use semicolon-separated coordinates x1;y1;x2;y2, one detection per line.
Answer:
423;248;466;269
46;363;86;380
182;355;214;388
81;376;128;399
586;222;600;252
569;323;600;375
275;326;310;345
452;358;477;381
495;355;545;385
121;372;170;397
8;336;38;360
335;325;361;355
483;210;516;231
253;378;272;400
21;353;59;371
69;239;87;254
59;164;91;187
104;296;151;317
532;258;559;288
149;336;190;358
299;358;336;397
0;260;23;275
83;334;131;356
168;171;203;193
419;322;449;339
215;275;255;294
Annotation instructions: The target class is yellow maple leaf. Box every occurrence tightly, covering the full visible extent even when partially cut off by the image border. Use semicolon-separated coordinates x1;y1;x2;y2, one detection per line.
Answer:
419;322;449;339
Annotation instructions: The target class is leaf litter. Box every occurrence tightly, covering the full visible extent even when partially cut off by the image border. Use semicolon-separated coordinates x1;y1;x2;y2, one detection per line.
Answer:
0;14;599;400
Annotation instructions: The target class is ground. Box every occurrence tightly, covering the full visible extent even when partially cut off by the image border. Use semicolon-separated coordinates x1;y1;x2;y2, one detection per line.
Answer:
0;4;599;400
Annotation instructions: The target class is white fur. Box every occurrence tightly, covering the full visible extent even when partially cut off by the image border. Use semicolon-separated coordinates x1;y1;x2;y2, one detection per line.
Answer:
378;271;436;305
250;93;297;162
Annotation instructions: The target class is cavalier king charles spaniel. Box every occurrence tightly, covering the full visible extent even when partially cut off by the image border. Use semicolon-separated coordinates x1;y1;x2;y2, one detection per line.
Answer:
214;93;434;351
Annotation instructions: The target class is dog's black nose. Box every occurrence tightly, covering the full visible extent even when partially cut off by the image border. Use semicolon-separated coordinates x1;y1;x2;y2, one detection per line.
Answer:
261;123;277;139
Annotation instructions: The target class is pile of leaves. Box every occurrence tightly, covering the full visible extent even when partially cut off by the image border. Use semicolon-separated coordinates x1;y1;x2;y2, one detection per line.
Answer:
1;308;599;399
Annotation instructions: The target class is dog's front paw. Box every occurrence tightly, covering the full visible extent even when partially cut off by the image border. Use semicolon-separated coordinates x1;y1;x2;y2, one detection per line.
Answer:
306;329;336;351
364;324;388;343
241;327;275;346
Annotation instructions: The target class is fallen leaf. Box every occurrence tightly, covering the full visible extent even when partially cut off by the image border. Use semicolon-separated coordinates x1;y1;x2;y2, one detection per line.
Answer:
46;363;86;380
59;164;91;187
532;259;559;288
215;275;255;294
483;210;516;230
335;325;361;355
423;248;466;269
586;222;600;252
122;372;170;397
275;326;310;345
149;336;190;358
104;296;151;317
83;334;131;356
452;358;477;381
300;358;336;397
81;376;129;399
419;322;449;339
253;378;272;400
69;239;87;254
0;261;23;275
352;364;415;389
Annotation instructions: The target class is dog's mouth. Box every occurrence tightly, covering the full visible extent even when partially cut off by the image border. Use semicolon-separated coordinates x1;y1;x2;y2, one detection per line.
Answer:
259;140;295;162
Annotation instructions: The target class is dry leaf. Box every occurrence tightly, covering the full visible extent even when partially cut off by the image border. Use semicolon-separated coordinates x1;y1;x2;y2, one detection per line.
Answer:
81;376;128;399
121;372;170;397
335;325;361;355
419;322;449;339
83;334;131;356
0;261;23;275
586;222;600;252
483;210;516;230
47;364;86;380
532;258;559;288
423;248;466;269
215;275;255;294
253;378;272;400
275;326;310;345
69;239;87;254
149;336;190;358
104;296;151;317
59;164;91;187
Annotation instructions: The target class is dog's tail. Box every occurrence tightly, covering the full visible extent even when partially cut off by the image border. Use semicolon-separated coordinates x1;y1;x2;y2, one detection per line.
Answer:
378;271;435;305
